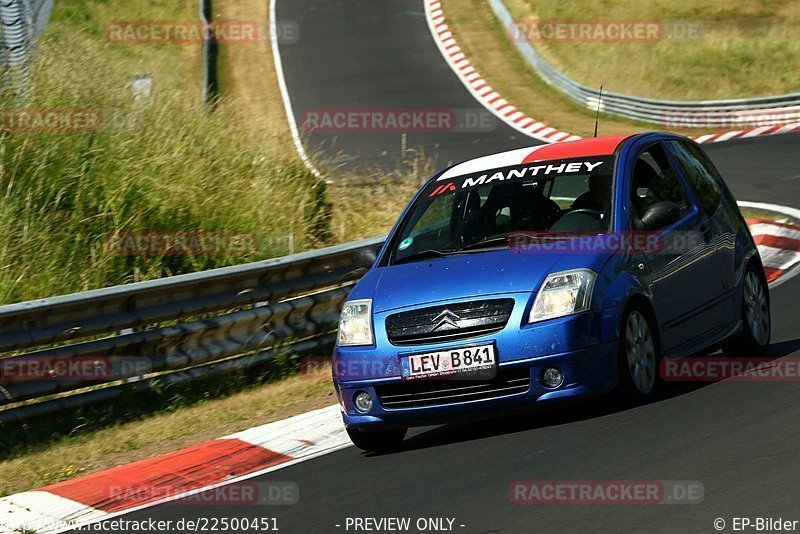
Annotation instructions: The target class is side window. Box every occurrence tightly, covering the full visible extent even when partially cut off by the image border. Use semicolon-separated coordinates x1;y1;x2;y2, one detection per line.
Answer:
630;143;690;222
667;140;722;216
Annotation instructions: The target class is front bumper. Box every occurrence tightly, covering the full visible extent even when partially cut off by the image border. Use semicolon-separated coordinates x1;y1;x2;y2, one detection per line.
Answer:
335;337;618;430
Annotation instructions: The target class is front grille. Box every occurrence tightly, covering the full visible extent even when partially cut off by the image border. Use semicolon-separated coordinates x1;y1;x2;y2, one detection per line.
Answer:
385;299;514;345
375;366;530;409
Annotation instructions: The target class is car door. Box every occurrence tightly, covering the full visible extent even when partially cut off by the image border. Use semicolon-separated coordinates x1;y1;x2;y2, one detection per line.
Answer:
665;139;739;326
627;141;725;355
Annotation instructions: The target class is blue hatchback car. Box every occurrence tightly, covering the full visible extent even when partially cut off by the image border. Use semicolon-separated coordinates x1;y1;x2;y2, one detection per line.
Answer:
333;133;770;452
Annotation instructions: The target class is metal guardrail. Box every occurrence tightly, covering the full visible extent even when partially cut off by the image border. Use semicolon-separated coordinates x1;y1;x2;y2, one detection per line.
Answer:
487;0;800;128
2;0;213;102
0;236;384;425
0;0;52;92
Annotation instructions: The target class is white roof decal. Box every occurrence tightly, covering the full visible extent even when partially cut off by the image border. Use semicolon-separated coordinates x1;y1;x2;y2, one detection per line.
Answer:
436;145;545;181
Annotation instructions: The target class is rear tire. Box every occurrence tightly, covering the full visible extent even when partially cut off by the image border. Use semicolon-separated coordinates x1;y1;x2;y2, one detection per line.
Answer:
723;264;771;357
346;427;407;452
617;302;660;400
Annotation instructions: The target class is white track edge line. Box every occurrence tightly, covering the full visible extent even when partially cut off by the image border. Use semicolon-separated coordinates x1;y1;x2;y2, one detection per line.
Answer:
270;0;323;179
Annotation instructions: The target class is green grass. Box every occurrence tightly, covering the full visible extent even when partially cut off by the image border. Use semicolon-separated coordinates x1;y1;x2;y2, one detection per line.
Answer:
741;207;800;225
508;0;799;99
0;0;327;304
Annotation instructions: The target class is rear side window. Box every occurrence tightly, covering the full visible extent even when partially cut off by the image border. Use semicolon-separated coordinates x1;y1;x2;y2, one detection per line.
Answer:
630;143;690;222
667;140;722;216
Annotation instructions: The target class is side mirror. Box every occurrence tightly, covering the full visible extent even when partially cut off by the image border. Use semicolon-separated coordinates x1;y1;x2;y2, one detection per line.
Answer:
641;202;682;230
354;247;378;269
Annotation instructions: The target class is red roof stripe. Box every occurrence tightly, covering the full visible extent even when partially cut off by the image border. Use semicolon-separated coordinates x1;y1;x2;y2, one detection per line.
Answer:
522;134;630;163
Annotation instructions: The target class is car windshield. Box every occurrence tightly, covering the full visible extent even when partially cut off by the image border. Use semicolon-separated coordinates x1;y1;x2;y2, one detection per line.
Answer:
389;156;615;265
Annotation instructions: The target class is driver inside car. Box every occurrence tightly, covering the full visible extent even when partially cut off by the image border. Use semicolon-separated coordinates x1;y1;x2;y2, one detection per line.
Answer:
571;173;611;217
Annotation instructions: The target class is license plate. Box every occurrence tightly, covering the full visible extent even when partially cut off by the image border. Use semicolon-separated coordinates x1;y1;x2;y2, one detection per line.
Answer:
401;344;496;381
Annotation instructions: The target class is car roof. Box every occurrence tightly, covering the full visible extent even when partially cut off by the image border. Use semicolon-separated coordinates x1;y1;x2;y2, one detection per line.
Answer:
435;134;635;181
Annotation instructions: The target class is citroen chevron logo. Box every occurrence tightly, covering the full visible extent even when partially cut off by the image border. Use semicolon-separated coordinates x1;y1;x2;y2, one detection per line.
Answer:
432;309;460;330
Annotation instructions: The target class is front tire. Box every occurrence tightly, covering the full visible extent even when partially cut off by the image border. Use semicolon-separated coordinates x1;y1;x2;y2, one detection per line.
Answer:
724;265;771;357
618;303;660;400
346;427;407;452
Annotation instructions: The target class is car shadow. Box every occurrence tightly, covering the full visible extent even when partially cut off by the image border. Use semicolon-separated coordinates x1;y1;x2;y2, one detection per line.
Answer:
364;337;800;456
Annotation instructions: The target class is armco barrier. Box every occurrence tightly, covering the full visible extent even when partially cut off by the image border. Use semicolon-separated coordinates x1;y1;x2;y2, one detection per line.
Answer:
0;236;384;425
487;0;800;128
0;0;53;91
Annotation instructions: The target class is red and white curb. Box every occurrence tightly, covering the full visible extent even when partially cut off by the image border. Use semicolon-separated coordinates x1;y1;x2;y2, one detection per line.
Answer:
425;0;579;144
427;0;800;146
0;406;348;534
741;202;800;288
748;218;800;286
1;208;798;533
691;123;800;144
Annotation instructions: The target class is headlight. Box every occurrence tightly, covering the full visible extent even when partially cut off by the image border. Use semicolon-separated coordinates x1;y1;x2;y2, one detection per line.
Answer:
337;299;374;346
530;269;597;323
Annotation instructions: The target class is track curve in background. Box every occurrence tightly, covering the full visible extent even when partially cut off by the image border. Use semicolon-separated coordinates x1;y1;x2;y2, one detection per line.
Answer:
274;0;540;175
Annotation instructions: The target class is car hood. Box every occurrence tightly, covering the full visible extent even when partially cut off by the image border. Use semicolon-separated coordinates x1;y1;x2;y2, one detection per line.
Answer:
358;249;613;314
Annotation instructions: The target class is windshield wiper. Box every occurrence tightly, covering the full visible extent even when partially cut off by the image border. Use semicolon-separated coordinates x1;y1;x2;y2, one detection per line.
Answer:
393;248;460;265
457;236;510;252
393;237;513;265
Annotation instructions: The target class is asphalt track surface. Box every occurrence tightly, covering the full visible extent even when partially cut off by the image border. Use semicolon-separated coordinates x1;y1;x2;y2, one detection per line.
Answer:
92;1;800;533
276;0;538;174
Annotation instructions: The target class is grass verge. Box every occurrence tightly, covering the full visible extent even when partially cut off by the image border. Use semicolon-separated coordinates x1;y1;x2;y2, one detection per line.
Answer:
741;207;800;225
215;0;294;146
0;0;327;304
440;0;672;139
504;0;800;100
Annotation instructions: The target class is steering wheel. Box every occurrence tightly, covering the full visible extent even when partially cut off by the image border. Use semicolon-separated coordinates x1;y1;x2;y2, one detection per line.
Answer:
558;208;603;221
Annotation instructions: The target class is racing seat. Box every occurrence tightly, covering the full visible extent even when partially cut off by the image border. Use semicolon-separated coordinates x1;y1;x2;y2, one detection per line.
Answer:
509;185;561;232
460;182;562;243
630;158;659;230
571;172;611;215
